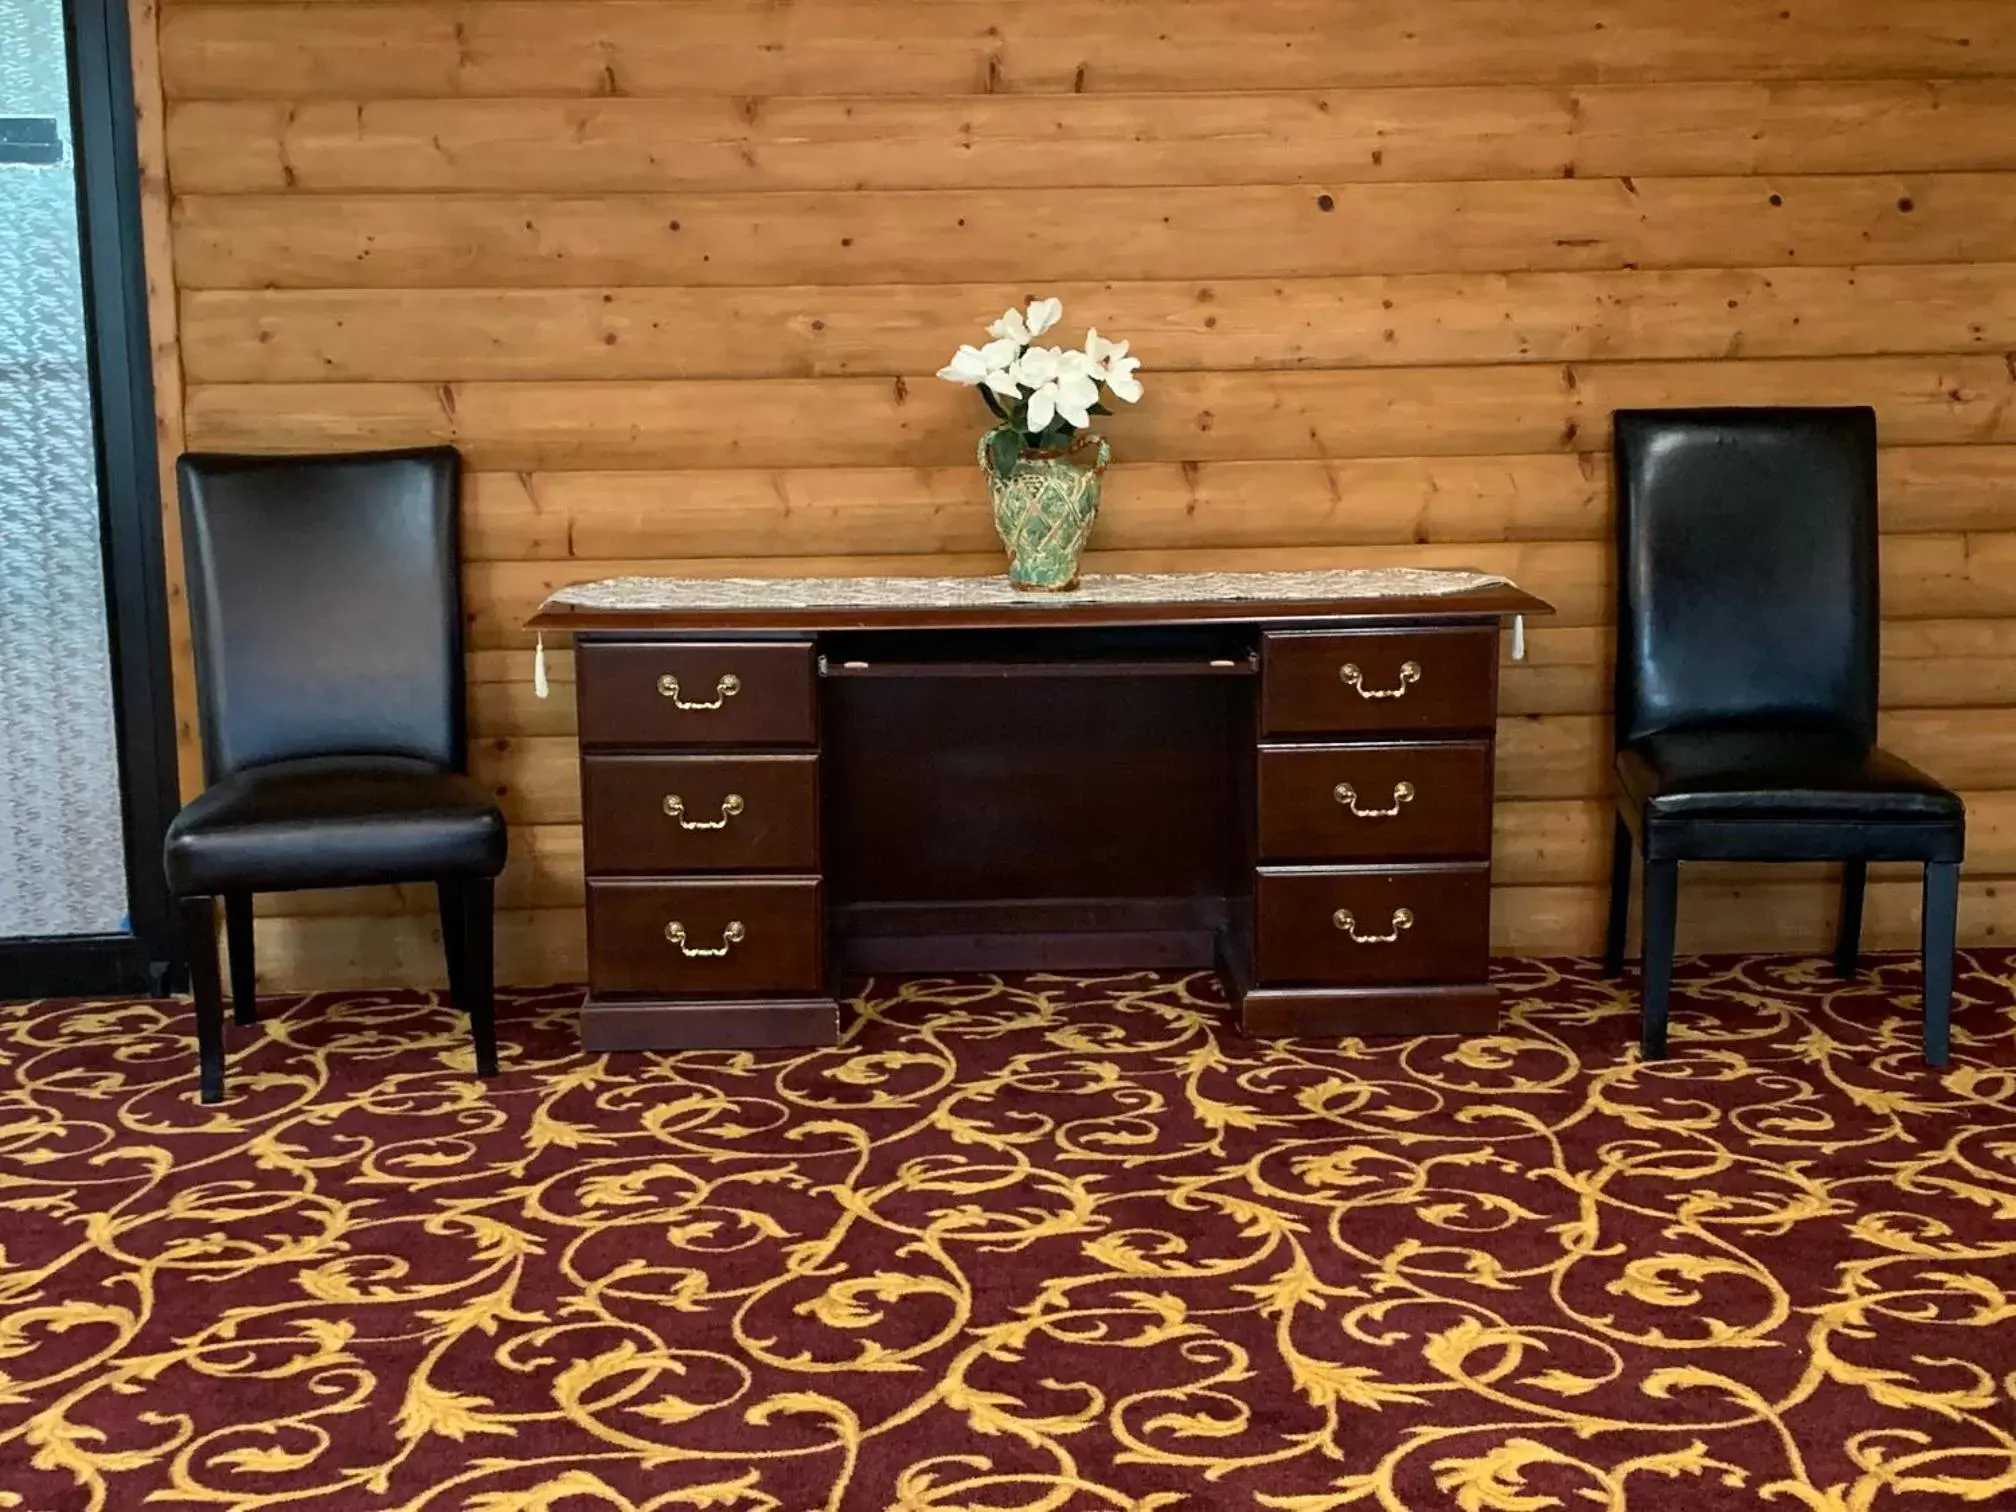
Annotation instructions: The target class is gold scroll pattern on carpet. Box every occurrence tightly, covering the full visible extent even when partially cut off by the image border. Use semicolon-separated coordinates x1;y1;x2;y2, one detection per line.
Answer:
0;958;2013;1511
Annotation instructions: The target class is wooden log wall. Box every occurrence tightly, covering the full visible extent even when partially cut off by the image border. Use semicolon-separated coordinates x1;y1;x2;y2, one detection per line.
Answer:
136;0;2016;989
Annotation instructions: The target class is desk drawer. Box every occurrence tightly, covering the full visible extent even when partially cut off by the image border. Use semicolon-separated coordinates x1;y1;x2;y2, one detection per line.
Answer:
1262;627;1497;736
581;754;819;874
578;640;816;748
588;877;823;996
1257;742;1491;862
1255;864;1489;986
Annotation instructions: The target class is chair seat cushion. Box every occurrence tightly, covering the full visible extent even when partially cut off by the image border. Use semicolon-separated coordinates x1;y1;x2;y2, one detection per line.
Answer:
165;755;506;895
1617;730;1964;862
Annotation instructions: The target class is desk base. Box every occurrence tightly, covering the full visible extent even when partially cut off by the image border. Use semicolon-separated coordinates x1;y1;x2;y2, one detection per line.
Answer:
580;969;1500;1051
581;993;843;1051
1238;982;1500;1039
1216;927;1500;1038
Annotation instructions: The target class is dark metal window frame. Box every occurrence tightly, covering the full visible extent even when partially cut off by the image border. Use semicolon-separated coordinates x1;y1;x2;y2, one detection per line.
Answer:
0;0;181;997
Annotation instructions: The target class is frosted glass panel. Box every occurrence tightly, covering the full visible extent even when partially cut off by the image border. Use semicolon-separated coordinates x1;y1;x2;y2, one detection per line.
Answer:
0;0;130;938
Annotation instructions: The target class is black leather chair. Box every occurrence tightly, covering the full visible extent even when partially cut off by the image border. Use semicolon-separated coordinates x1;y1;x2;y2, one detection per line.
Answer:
1605;408;1964;1064
166;448;507;1102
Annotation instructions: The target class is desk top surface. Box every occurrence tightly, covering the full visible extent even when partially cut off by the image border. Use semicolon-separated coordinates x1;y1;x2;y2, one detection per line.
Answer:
528;567;1553;634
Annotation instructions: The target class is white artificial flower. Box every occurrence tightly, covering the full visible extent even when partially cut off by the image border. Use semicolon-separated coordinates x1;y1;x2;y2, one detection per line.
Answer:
1019;345;1100;432
1085;328;1143;403
1011;345;1060;389
976;337;1023;398
938;337;1022;398
1084;328;1123;368
1103;351;1143;404
938;344;992;386
990;296;1064;347
988;307;1030;345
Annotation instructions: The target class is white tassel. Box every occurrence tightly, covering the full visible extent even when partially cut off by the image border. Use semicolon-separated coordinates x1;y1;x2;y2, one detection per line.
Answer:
1511;614;1527;662
533;632;550;700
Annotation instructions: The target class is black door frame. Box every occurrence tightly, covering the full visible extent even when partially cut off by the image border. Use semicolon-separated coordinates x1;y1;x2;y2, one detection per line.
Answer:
0;0;181;997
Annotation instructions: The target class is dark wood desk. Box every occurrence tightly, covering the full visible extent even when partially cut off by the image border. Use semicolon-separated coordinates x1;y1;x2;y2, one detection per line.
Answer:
529;572;1552;1050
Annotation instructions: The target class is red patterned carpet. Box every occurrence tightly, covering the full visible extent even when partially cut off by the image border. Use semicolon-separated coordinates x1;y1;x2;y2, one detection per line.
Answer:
1;956;2014;1512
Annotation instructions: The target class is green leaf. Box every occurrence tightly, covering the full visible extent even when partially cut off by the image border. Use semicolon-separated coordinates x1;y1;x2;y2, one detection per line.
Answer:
986;428;1023;479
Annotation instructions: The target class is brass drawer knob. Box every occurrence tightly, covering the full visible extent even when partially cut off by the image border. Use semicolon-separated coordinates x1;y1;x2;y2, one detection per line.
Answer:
657;672;741;710
663;793;745;830
1334;780;1415;818
665;920;745;958
1333;907;1414;945
1338;660;1421;700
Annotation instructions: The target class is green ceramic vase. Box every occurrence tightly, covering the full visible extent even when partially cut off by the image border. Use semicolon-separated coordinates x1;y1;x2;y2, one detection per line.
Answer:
978;427;1112;591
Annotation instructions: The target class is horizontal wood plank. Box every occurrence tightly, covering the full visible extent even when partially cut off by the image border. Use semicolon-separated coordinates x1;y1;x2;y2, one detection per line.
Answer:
459;457;1610;562
164;82;2016;195
458;534;2016;647
170;177;2016;290
1492;877;2015;958
475;633;2016;741
473;623;2016;737
1501;620;2016;716
257;786;2016;920
159;2;2016;100
1497;792;2016;887
464;707;2016;828
180;356;2016;471
449;449;2016;563
179;265;2016;383
246;875;2016;991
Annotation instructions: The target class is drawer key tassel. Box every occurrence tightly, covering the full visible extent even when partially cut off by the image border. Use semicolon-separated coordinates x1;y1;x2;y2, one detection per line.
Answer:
665;920;746;957
1334;780;1415;818
658;672;742;710
664;793;745;830
1339;660;1421;699
1333;907;1415;945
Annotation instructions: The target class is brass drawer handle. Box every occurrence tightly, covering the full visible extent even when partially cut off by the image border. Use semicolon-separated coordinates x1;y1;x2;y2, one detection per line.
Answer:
657;672;741;710
1333;907;1414;945
665;920;745;957
1338;660;1421;700
1334;780;1415;818
663;793;744;830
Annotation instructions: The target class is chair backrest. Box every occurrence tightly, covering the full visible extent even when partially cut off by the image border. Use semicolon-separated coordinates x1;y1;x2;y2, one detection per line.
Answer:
178;447;467;780
1612;407;1879;749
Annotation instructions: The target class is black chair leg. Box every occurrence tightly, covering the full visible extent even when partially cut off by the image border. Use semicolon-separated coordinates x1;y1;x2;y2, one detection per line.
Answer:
455;878;499;1078
437;881;469;1010
1640;860;1679;1060
1922;861;1959;1067
224;892;258;1025
1834;861;1867;980
1603;815;1633;976
180;896;228;1103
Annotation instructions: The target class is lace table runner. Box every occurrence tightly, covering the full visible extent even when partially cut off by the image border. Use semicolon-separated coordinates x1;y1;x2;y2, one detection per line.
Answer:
541;566;1513;613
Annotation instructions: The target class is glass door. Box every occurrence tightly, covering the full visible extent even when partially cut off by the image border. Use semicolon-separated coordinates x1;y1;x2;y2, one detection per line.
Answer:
0;0;130;941
0;0;178;994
